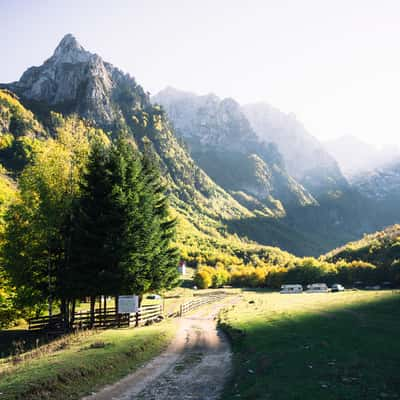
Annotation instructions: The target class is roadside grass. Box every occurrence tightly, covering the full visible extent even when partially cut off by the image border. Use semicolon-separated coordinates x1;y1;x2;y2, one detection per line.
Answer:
219;290;400;400
0;321;176;400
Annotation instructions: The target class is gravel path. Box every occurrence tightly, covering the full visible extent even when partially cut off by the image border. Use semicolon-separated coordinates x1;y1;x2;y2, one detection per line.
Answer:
83;297;238;400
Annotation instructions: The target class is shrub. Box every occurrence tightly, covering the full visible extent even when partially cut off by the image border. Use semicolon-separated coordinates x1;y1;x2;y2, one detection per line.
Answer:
194;268;213;289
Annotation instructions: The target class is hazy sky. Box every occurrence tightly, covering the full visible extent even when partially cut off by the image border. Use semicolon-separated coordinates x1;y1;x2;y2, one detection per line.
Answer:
1;0;400;146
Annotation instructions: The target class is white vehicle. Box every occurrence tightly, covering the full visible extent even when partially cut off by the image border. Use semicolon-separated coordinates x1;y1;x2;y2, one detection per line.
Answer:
331;283;345;292
306;283;329;293
280;284;303;294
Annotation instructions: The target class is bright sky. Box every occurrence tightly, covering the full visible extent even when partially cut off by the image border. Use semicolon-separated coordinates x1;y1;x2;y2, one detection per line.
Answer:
1;0;400;146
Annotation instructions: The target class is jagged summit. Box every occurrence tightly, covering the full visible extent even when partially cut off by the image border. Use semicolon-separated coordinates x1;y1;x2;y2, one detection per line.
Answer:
2;34;147;126
51;33;92;64
56;33;81;50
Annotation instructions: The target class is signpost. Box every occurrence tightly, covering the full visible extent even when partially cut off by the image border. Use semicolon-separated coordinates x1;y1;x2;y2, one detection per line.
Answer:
118;295;139;314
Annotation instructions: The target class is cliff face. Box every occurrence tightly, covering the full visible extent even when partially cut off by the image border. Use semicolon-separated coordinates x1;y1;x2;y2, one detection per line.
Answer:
3;34;147;127
153;87;316;213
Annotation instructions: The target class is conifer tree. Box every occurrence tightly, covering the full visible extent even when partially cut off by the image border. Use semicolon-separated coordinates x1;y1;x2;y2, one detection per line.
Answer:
120;140;179;303
69;140;127;325
140;146;180;292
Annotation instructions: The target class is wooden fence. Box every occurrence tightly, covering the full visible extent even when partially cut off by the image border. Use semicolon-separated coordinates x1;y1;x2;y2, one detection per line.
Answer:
28;292;229;332
28;304;163;332
179;293;226;316
28;314;64;332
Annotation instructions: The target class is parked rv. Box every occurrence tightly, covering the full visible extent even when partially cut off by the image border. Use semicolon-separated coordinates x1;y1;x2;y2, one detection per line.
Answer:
280;284;303;294
306;283;329;293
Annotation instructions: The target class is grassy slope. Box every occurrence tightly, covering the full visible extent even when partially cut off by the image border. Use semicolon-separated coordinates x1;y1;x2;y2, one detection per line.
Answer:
0;322;176;400
219;290;400;400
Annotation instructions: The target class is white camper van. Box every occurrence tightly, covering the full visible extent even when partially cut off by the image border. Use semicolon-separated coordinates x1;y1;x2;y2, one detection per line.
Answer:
306;283;329;293
280;284;303;294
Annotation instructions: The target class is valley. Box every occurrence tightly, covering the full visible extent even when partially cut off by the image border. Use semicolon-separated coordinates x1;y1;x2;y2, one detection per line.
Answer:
0;26;399;400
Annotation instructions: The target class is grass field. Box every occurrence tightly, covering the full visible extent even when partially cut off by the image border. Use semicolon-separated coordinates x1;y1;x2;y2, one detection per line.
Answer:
219;290;400;400
0;321;176;400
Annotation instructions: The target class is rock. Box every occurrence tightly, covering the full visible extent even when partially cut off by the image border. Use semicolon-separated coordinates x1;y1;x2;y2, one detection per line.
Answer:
2;34;147;128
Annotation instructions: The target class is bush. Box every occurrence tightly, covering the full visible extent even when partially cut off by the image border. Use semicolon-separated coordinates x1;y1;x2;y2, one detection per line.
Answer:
194;268;213;289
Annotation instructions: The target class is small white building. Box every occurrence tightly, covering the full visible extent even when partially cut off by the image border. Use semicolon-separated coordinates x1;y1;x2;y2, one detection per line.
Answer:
178;260;186;275
280;284;303;294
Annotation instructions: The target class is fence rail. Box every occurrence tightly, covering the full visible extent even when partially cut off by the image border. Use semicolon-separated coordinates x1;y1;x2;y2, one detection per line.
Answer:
28;314;64;331
28;304;163;332
28;292;228;331
179;294;226;316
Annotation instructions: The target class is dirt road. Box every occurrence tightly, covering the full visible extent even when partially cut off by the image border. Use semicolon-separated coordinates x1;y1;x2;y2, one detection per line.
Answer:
83;297;238;400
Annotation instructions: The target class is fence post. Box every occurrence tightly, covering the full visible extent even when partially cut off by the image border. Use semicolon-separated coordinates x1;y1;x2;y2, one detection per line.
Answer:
135;310;139;327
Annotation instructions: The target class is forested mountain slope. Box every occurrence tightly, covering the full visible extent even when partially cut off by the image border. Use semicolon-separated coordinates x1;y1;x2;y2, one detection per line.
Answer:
152;87;316;216
1;35;249;223
1;34;397;256
325;224;400;269
0;35;326;256
153;87;394;254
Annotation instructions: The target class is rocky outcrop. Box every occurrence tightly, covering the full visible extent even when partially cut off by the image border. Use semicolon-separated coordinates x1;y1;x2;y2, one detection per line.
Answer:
2;34;147;127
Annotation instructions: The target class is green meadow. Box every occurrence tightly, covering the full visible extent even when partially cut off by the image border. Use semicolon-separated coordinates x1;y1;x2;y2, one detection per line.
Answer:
220;290;400;400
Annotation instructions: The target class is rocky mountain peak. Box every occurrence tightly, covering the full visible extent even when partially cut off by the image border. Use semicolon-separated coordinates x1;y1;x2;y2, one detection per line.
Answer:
51;33;92;64
1;34;148;126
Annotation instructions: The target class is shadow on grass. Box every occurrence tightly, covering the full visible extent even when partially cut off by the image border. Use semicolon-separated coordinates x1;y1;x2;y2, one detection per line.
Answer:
0;330;62;358
221;294;400;400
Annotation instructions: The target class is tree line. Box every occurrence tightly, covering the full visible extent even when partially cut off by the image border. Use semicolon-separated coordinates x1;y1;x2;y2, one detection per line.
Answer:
194;257;400;289
0;114;179;328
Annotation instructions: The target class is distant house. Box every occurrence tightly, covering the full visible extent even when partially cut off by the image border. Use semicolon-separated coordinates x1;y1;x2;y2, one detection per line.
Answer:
178;260;186;275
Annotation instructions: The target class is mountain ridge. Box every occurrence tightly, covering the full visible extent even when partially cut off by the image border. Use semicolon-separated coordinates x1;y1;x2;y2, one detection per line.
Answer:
152;87;317;214
2;34;398;256
2;34;328;256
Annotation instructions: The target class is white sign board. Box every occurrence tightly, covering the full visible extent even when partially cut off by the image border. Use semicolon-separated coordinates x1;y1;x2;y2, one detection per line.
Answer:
118;295;139;314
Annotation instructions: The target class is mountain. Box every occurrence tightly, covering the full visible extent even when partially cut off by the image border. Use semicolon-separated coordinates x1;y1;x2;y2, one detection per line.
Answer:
242;102;347;197
0;35;252;232
152;87;316;216
2;34;396;257
324;135;400;178
350;161;400;227
3;34;149;128
1;34;327;256
153;87;386;252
